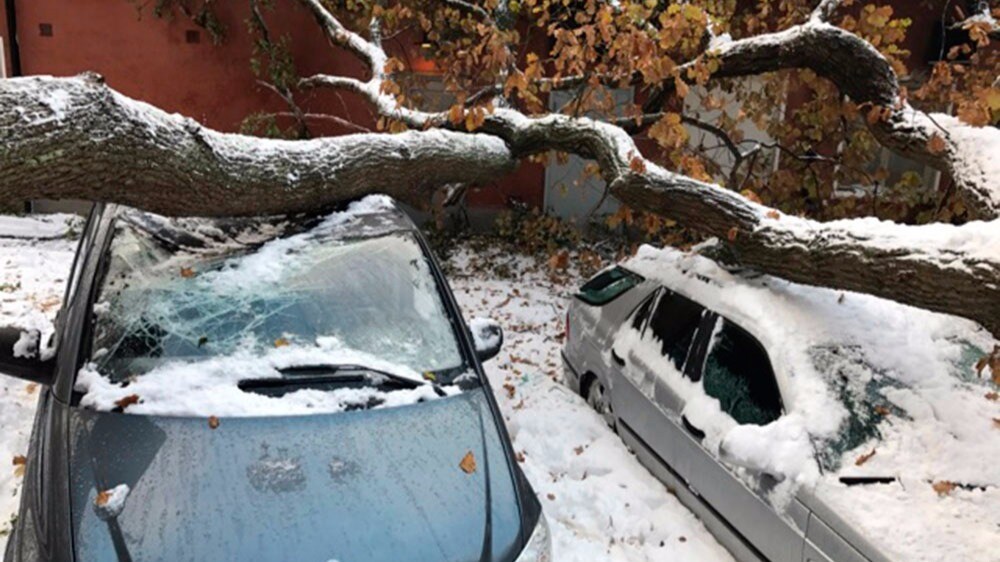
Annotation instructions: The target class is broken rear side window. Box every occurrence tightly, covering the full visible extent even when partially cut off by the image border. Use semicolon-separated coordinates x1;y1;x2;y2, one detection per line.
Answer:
576;267;643;306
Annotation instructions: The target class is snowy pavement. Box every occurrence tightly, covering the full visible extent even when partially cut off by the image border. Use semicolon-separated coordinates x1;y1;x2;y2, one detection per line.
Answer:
0;215;79;548
0;216;731;561
445;247;731;562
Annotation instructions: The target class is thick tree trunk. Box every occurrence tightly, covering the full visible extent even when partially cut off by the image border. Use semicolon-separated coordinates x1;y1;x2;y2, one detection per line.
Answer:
0;74;515;216
613;168;1000;337
2;74;998;336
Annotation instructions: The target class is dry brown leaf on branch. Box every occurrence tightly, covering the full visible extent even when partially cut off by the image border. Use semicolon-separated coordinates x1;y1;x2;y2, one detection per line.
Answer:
855;448;877;466
179;267;196;278
874;405;891;417
926;133;947;155
986;391;999;402
727;226;739;242
459;451;477;474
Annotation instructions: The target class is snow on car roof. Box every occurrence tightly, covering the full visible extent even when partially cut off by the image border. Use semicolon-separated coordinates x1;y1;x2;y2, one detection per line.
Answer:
622;244;1000;562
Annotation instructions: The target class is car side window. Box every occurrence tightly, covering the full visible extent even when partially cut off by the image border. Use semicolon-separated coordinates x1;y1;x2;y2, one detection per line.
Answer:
701;318;782;426
630;290;658;331
645;290;705;373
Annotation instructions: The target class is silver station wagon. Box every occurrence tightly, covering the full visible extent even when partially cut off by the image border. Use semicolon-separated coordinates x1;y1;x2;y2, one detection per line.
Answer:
561;246;999;562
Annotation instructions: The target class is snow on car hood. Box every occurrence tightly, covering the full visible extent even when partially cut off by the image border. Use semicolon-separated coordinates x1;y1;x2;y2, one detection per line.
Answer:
67;389;524;562
75;338;462;417
622;244;1000;562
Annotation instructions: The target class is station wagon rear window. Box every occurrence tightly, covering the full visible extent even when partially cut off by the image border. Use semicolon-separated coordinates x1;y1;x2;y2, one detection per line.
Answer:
576;267;643;306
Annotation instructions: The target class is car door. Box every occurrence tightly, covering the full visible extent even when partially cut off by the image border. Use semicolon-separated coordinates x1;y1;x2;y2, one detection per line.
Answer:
678;313;807;562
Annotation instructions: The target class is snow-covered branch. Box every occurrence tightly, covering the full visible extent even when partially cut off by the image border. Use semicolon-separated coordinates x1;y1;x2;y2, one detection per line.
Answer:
0;74;514;216
697;19;1000;219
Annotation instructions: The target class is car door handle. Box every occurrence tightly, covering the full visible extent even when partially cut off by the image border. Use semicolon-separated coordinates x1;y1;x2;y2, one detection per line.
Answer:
611;349;625;367
681;415;706;441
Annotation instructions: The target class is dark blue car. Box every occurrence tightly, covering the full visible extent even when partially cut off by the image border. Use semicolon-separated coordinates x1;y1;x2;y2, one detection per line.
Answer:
1;196;550;562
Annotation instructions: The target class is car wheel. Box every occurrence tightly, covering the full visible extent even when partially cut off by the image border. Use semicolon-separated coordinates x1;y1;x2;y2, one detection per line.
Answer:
586;378;615;430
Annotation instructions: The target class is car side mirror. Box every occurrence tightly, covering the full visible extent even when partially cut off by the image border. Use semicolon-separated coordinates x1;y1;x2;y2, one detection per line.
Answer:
0;326;57;385
469;317;503;363
718;430;786;483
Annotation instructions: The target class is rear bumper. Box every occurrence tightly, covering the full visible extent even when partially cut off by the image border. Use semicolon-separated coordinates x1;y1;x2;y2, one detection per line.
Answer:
561;351;582;394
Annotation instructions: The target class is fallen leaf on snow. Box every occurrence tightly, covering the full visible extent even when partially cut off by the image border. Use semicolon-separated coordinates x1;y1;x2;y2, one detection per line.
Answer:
855;448;877;466
874;405;891;417
12;455;26;477
932;480;956;496
114;394;140;410
179;267;196;278
986;391;999;402
274;337;290;348
459;451;477;474
208;416;220;429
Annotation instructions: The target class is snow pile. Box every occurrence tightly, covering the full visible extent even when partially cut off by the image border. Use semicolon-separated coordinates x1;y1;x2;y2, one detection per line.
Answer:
76;337;456;417
622;244;1000;562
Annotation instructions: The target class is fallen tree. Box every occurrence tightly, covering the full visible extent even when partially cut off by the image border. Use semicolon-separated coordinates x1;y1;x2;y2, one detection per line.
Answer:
1;0;999;335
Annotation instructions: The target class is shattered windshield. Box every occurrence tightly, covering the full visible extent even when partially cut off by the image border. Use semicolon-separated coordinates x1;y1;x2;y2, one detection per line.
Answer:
89;209;467;386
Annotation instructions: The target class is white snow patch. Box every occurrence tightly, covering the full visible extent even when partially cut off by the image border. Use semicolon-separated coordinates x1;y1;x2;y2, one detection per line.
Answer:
11;330;38;359
75;338;454;417
93;484;130;521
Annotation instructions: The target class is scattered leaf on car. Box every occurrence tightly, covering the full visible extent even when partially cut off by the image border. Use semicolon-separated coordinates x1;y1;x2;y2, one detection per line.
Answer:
459;451;477;474
114;394;141;411
95;490;111;507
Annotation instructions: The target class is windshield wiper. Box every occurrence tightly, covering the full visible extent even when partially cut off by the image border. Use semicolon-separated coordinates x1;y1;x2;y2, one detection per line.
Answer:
278;364;428;388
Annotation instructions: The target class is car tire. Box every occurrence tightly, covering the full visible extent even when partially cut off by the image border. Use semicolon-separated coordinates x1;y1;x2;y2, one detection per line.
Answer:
585;377;616;431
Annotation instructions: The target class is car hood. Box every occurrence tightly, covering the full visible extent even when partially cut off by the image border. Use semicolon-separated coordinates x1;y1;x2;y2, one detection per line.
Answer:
67;388;524;562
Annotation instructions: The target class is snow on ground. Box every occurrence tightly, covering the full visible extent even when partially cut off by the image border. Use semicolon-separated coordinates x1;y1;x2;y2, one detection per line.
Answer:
0;217;731;561
0;215;79;547
445;246;732;562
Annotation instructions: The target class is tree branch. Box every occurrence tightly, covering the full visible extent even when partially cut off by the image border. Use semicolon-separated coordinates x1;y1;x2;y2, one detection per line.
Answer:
0;74;514;215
